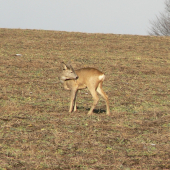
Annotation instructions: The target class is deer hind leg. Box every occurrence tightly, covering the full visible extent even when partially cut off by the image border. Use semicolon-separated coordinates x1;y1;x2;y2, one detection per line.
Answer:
69;89;77;113
97;82;110;115
87;87;99;115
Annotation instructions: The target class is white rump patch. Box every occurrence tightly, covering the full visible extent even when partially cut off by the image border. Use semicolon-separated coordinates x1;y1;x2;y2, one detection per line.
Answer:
99;74;105;81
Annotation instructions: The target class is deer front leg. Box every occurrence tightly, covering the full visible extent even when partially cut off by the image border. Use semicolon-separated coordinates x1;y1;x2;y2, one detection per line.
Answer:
69;89;77;113
73;90;78;112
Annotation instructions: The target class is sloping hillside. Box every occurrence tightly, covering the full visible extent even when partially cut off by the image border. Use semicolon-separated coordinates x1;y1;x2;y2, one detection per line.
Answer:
0;28;170;169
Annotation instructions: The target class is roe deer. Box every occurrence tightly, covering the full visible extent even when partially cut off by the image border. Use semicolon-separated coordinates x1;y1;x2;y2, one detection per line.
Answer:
59;62;110;115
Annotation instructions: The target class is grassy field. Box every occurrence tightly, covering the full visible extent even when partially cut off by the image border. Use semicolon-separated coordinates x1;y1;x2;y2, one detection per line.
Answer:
0;28;170;169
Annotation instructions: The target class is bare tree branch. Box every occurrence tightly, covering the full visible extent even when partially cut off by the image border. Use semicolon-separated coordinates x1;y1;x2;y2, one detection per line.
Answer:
148;0;170;36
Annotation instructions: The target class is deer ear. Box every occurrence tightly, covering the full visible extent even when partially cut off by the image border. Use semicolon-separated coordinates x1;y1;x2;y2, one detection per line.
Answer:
66;61;75;72
69;64;75;73
61;62;69;70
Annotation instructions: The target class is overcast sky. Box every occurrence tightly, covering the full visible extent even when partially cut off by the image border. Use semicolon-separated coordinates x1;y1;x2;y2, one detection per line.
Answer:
0;0;165;35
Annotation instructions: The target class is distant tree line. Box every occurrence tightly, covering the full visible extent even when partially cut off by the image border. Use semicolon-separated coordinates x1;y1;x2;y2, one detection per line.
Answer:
148;0;170;36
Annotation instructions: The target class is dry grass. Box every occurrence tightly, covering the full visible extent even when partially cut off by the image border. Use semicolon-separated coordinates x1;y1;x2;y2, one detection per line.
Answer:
0;28;170;169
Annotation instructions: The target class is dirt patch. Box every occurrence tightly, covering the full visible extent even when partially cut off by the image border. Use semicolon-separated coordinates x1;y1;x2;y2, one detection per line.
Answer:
0;28;170;169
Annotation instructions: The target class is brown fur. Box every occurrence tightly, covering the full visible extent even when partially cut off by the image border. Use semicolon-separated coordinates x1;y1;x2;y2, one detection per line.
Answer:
59;62;110;115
